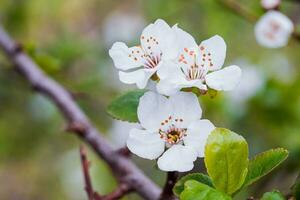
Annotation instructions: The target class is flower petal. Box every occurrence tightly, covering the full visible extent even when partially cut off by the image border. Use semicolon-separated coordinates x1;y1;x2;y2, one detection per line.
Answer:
157;144;197;172
140;19;177;60
173;25;198;49
109;42;144;70
157;60;183;81
127;128;165;160
169;92;202;127
119;69;155;89
184;119;215;157
138;91;172;132
198;35;226;71
156;80;180;96
205;65;242;91
177;79;208;91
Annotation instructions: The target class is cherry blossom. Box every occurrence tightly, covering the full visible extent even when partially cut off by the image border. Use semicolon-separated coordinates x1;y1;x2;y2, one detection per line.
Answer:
109;19;178;89
261;0;281;10
126;91;215;172
255;11;294;48
156;26;241;95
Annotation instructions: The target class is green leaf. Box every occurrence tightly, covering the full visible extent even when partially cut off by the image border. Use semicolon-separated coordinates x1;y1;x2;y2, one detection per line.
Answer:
180;180;232;200
243;148;288;187
107;90;146;122
261;190;285;200
204;128;249;195
173;173;214;196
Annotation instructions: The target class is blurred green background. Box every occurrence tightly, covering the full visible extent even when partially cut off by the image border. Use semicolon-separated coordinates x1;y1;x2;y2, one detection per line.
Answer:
0;0;300;199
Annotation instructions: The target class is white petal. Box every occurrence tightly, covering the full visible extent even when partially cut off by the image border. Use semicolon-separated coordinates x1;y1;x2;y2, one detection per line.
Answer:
255;11;294;48
140;19;177;60
156;80;180;96
173;25;198;49
177;79;208;91
157;145;197;172
184;119;215;157
205;65;242;91
109;42;144;70
169;92;202;127
157;61;182;81
137;91;172;132
127;128;165;160
119;69;155;89
198;35;226;71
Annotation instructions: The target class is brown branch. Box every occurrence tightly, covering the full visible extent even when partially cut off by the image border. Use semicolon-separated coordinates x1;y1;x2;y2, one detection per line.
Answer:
101;184;133;200
80;146;97;200
159;172;179;200
80;146;132;200
0;25;161;200
218;0;300;42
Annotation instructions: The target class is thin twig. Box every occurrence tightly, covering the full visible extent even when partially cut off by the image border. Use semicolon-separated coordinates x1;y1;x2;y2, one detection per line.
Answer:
80;146;96;200
102;184;133;200
0;25;161;200
159;172;179;200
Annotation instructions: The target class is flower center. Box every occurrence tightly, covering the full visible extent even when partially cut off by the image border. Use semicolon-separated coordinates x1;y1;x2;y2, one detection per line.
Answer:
181;65;206;81
178;47;212;81
159;125;187;144
143;53;162;69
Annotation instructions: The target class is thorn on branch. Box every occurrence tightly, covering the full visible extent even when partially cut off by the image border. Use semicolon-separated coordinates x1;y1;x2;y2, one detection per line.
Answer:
12;42;23;55
116;146;131;157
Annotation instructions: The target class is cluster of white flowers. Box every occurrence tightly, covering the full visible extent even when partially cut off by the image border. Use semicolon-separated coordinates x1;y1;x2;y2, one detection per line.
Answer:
109;19;242;172
255;11;294;48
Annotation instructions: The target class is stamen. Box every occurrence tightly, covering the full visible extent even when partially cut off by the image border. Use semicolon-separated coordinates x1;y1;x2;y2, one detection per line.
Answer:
159;124;187;145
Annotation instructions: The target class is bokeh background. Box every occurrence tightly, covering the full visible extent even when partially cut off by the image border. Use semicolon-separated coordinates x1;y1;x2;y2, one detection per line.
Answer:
0;0;300;199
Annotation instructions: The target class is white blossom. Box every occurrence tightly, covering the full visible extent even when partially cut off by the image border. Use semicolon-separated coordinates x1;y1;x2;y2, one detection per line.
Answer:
126;91;215;172
109;19;178;89
261;0;281;10
156;26;241;96
255;11;294;48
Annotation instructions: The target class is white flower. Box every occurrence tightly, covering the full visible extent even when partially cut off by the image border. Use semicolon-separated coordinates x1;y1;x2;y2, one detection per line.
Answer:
261;0;281;10
255;11;294;48
126;91;215;172
157;26;241;96
109;19;178;89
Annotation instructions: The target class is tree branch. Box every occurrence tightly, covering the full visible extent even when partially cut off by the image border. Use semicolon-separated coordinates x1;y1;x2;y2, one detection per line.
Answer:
80;146;132;200
0;25;161;200
101;184;132;200
80;146;98;200
159;172;179;200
